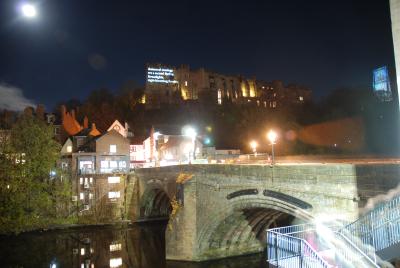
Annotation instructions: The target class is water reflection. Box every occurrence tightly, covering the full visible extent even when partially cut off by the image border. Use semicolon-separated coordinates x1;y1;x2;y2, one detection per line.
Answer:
0;222;267;268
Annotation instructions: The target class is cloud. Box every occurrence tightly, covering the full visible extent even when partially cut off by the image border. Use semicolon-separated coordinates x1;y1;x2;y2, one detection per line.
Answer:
0;83;36;111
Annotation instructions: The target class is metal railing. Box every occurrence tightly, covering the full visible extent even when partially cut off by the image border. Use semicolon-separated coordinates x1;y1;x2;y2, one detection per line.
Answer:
333;230;379;268
340;194;400;263
267;224;332;268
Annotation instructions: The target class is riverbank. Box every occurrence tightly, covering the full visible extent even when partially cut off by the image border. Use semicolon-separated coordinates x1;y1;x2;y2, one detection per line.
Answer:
0;217;170;236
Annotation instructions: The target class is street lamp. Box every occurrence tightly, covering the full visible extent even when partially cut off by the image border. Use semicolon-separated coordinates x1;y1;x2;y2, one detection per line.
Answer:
267;130;278;165
250;140;258;156
182;125;197;163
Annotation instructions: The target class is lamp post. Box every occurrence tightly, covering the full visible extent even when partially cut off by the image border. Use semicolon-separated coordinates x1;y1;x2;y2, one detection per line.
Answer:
250;140;258;157
267;130;278;165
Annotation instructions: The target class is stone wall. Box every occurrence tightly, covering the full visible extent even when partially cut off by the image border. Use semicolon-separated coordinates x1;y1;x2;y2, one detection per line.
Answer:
132;163;400;261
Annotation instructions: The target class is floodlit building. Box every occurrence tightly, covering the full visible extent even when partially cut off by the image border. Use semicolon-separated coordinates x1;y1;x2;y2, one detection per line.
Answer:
144;63;312;109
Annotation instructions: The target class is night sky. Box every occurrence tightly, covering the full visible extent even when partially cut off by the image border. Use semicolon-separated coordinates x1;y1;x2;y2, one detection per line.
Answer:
0;0;396;110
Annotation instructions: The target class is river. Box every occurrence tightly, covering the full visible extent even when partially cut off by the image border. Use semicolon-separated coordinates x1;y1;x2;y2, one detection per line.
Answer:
0;221;267;268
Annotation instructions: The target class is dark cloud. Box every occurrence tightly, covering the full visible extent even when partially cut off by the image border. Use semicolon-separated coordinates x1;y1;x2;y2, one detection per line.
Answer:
0;83;36;111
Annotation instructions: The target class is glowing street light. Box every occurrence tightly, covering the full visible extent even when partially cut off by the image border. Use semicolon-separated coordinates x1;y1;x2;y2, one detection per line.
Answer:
250;140;258;156
182;125;197;163
267;130;278;165
21;3;37;18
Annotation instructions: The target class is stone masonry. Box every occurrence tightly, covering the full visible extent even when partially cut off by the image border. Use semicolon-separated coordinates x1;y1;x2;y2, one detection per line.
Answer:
126;163;400;261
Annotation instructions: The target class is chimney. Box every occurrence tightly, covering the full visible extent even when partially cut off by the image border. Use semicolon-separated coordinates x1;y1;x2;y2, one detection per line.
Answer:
83;116;89;129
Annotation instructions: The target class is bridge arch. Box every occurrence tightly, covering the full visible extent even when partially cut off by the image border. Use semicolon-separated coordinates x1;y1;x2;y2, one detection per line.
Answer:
140;187;172;218
196;195;313;258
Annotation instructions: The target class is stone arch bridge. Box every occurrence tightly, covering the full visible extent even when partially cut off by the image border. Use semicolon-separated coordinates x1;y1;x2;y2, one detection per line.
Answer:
127;163;400;261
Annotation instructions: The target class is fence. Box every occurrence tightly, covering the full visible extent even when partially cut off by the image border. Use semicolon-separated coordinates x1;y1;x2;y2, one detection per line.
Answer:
266;224;331;268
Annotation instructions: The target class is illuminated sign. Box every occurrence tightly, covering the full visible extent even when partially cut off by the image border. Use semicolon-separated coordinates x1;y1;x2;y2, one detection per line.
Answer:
147;66;178;84
373;66;392;101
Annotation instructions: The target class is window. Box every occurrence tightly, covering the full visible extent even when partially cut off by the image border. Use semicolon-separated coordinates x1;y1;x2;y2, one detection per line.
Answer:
110;161;117;168
101;161;109;168
80;177;83;185
81;248;85;256
108;191;120;199
67;145;72;153
110;145;117;153
299;96;304;101
80;193;84;200
89;177;93;184
184;81;188;86
119;161;126;168
108;176;120;184
217;89;222;105
110;258;122;268
89;193;93;200
110;243;122;252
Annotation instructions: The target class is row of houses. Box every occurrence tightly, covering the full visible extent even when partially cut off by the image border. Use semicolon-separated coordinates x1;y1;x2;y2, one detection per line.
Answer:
58;116;214;219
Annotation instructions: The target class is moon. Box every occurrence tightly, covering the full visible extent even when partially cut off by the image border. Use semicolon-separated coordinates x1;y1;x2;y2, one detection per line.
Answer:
21;3;37;18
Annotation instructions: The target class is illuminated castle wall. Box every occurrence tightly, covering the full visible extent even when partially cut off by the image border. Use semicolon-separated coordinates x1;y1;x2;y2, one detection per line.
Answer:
144;63;311;109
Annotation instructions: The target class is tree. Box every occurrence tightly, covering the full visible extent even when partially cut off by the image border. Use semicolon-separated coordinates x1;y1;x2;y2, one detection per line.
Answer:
0;114;72;233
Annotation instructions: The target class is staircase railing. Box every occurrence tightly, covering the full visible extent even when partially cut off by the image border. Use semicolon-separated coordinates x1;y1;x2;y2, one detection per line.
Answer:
333;230;379;268
267;224;332;268
342;195;400;253
336;194;400;266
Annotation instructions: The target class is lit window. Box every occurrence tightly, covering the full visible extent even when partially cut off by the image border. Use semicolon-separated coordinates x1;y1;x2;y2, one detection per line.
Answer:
257;100;260;106
299;96;304;101
110;243;122;252
217;89;222;105
108;176;120;184
89;177;93;184
67;145;72;153
80;177;83;185
264;101;267;107
84;177;88;184
81;248;85;255
110;145;117;153
108;191;120;199
89;193;93;200
119;161;126;168
101;161;108;168
80;193;84;200
110;258;122;268
184;81;188;86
